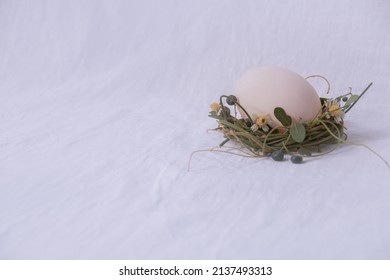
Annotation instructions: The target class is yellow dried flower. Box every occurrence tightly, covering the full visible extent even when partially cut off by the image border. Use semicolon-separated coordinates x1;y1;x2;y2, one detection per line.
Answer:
327;101;345;123
209;102;220;112
328;104;342;117
255;115;269;127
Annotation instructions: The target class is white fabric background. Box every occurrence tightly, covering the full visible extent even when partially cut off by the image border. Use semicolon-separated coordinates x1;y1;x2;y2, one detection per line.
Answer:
1;0;390;259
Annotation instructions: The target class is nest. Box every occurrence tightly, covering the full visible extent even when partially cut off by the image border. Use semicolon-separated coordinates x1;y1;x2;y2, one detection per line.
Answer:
208;82;373;159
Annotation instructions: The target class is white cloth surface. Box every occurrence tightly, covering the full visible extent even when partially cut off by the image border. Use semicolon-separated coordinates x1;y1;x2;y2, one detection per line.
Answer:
1;0;390;259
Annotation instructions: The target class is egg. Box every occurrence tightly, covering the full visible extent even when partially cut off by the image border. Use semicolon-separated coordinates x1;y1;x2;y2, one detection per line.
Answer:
235;66;322;127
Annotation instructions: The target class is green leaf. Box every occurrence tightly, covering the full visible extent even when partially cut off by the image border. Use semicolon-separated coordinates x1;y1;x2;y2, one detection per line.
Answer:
274;107;292;127
345;94;359;107
290;123;306;143
298;147;312;156
208;111;220;119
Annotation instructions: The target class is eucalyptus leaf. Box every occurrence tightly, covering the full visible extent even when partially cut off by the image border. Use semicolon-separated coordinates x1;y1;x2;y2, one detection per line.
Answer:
274;107;292;127
298;147;312;156
290;123;306;143
345;94;359;107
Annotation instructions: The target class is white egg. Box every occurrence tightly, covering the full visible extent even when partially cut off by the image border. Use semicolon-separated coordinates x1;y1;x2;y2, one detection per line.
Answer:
235;66;322;127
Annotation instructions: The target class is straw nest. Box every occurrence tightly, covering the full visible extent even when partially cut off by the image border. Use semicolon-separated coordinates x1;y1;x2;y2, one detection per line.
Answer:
207;82;373;159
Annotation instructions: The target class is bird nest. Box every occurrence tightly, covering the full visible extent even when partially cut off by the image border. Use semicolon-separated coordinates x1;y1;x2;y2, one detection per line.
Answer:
206;82;374;163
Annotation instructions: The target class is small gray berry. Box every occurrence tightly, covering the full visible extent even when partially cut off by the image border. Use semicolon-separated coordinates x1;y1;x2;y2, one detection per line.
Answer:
271;151;284;161
226;95;238;105
291;155;303;164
